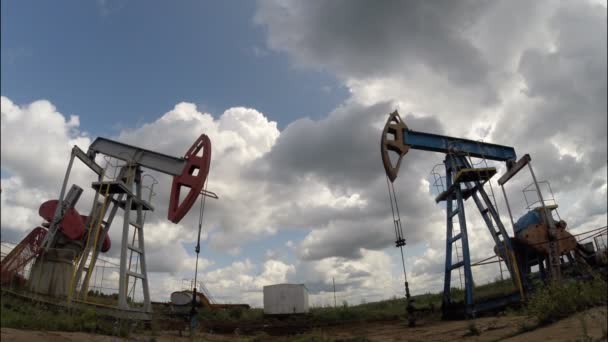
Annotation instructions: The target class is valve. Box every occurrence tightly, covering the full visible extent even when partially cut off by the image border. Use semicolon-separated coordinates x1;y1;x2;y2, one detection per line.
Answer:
168;134;211;223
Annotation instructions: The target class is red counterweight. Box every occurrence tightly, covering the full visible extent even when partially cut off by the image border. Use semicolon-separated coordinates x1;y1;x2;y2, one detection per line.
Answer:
168;134;211;223
39;200;85;241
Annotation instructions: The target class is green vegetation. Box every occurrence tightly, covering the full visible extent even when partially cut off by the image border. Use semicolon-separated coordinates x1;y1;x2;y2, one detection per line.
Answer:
192;279;522;327
308;297;414;323
0;292;134;336
197;306;265;322
2;276;606;340
525;278;608;324
289;332;370;342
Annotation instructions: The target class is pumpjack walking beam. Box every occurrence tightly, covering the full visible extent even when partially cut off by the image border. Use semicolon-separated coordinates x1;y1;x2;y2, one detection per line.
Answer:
381;111;516;183
381;111;536;317
67;135;211;314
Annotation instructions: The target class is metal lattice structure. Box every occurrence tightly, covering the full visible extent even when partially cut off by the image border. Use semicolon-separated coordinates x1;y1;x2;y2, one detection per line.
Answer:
1;134;212;319
380;110;589;318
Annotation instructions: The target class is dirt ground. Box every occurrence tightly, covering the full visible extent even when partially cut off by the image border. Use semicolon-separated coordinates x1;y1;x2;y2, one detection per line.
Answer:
2;307;606;341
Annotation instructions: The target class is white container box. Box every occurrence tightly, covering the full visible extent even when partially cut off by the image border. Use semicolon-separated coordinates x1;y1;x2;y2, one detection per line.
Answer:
263;284;309;314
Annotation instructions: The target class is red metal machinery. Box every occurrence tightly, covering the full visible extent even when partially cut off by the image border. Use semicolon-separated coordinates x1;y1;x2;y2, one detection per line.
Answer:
0;227;47;286
168;134;212;223
1;134;214;319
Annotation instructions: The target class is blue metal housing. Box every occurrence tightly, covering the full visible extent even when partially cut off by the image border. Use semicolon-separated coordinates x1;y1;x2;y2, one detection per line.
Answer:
513;210;542;235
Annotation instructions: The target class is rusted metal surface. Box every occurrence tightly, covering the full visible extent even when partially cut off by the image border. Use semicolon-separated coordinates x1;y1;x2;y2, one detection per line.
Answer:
39;200;86;241
381;111;409;182
0;227;47;285
515;217;577;256
498;154;531;185
452;167;497;183
168;134;212;223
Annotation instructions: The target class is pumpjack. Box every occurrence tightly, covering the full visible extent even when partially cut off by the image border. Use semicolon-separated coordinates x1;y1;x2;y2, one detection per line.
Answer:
380;111;605;318
1;134;214;319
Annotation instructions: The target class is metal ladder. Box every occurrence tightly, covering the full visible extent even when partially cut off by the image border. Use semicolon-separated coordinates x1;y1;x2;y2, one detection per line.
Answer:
77;160;154;312
442;154;474;316
440;153;526;316
73;163;131;302
127;175;157;303
454;242;464;290
120;166;152;312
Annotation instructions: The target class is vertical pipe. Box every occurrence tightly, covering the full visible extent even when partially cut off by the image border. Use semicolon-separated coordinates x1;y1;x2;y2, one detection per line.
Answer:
119;166;134;309
500;185;516;230
527;163;548;211
455;181;474;317
57;152;75;209
136;168;151;312
442;157;454;308
100;260;106;294
498;256;504;282
527;162;560;283
333;277;337;308
42;152;75;249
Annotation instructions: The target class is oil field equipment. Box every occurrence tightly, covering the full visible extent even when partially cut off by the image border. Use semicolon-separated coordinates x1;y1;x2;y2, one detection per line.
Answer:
1;134;214;319
380;110;605;318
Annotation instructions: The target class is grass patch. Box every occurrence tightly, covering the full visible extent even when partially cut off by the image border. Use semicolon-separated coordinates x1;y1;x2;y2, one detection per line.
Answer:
0;292;133;336
290;331;370;342
308;297;412;323
198;280;518;326
197;307;265;322
525;278;608;324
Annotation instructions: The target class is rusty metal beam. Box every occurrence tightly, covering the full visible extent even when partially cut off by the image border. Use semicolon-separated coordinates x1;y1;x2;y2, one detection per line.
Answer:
498;154;531;185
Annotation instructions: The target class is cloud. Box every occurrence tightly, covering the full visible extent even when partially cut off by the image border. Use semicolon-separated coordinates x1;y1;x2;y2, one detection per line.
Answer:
287;249;406;306
253;0;607;300
1;96;91;188
255;1;494;91
1;97;96;240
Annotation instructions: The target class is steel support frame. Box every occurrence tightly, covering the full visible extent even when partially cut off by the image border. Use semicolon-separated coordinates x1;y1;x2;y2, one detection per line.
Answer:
442;154;528;317
458;157;526;296
442;155;474;317
75;166;129;301
117;164;151;312
43;146;103;251
527;162;561;283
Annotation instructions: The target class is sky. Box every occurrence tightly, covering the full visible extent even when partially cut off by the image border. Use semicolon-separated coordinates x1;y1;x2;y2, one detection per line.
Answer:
1;0;607;308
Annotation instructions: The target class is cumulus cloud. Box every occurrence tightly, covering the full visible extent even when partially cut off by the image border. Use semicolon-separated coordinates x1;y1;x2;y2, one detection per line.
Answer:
1;96;90;187
1;97;96;240
2;95;411;304
255;1;494;95
253;0;607;297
